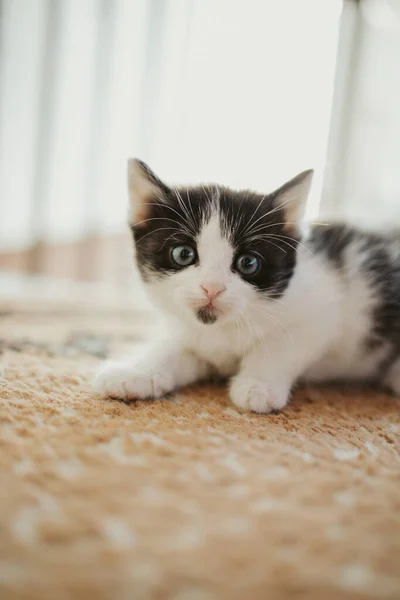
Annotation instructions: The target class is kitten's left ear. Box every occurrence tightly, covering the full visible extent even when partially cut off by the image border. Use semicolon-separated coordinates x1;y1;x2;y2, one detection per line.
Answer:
272;169;314;228
127;158;170;226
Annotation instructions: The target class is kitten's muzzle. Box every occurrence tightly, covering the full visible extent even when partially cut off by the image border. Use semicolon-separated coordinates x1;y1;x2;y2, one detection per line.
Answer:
192;283;226;324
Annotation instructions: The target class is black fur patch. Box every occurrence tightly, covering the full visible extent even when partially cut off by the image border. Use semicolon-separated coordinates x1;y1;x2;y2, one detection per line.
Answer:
196;307;218;325
362;234;400;359
132;186;212;280
308;224;356;269
218;187;299;296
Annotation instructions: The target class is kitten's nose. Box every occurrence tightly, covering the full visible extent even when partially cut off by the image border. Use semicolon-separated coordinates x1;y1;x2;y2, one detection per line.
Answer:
200;283;226;300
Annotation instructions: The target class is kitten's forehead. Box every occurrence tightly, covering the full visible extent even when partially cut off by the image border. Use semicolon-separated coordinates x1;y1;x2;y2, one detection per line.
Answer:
167;185;279;243
197;209;234;269
137;183;276;236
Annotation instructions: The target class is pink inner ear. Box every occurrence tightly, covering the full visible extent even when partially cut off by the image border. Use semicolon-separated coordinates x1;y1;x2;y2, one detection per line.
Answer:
132;202;151;226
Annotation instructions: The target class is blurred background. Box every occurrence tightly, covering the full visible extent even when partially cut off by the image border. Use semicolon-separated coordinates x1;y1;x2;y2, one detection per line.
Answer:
0;0;399;305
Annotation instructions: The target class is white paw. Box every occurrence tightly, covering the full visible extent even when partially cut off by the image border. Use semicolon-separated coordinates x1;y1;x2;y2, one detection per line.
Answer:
94;360;174;401
229;376;290;414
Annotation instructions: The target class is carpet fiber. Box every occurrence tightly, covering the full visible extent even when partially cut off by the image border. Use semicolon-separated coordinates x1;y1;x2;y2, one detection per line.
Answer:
1;299;400;600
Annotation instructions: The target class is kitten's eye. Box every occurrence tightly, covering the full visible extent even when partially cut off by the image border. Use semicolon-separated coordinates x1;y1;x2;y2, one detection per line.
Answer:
171;244;196;267
235;254;260;277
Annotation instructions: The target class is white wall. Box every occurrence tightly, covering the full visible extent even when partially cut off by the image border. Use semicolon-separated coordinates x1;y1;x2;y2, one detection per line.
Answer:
0;0;150;250
321;0;400;228
152;0;341;221
0;0;342;252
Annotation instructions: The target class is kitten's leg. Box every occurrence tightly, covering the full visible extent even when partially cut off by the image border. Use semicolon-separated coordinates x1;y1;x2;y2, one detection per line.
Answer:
229;342;306;414
95;343;209;401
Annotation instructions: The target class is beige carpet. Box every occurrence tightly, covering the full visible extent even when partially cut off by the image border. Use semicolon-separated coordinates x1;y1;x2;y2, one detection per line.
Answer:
1;298;400;600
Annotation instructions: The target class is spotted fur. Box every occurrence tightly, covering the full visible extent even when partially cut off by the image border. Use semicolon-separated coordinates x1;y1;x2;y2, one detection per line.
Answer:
95;160;400;413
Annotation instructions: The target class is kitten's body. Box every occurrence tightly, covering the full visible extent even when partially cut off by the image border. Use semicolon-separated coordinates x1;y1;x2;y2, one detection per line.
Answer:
95;161;400;413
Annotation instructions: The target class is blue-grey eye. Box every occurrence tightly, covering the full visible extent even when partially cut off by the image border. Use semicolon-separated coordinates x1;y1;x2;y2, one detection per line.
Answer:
171;244;196;267
235;254;260;276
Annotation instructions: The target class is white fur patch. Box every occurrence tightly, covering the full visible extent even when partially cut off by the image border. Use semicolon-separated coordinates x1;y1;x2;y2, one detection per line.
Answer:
196;211;234;287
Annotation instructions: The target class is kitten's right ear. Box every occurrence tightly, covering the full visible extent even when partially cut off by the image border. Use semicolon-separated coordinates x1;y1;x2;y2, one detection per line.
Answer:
127;158;170;226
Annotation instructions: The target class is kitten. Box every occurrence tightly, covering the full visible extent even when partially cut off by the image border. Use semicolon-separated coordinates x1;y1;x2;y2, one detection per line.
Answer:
95;159;400;413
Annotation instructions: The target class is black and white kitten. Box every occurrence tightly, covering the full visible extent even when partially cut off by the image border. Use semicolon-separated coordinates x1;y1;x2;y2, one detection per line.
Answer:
95;159;400;413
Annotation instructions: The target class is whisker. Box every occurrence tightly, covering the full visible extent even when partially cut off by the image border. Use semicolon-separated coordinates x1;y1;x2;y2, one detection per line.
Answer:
236;313;252;360
246;236;288;254
201;185;212;204
251;249;272;267
253;305;291;341
174;188;198;234
136;227;179;244
247;314;270;354
241;190;304;241
246;221;297;236
160;232;181;249
264;233;316;257
246;233;298;253
152;199;195;236
240;194;267;237
134;200;194;237
248;220;329;236
258;294;289;309
263;189;304;220
239;310;269;354
234;191;253;239
134;216;189;229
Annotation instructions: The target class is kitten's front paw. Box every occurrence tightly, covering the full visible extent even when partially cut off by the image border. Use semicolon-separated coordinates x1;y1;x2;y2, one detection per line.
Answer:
94;360;174;401
229;376;290;414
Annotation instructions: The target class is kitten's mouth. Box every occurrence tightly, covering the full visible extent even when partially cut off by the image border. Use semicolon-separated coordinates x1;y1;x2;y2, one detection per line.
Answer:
196;306;218;325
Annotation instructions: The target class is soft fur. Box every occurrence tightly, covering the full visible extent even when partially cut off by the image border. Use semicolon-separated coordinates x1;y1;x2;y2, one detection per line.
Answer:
95;159;400;413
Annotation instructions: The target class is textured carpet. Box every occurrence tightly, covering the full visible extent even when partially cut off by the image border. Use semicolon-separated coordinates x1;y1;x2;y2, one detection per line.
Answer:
1;299;400;600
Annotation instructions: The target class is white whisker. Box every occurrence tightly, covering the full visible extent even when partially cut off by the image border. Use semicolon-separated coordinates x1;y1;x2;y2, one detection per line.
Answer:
174;188;197;234
246;236;287;254
240;194;267;237
134;216;188;230
263;189;304;220
253;305;291;341
136;227;178;244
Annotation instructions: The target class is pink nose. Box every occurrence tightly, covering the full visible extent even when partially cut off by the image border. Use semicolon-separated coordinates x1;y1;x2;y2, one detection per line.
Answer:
200;283;226;300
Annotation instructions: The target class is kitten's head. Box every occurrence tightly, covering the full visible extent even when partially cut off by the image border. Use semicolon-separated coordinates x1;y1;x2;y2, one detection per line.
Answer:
128;159;313;326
